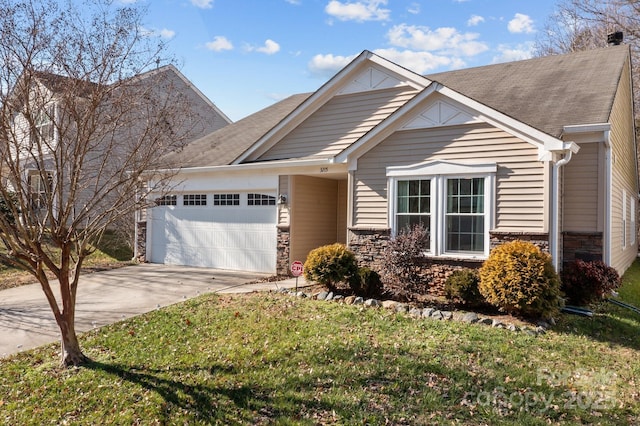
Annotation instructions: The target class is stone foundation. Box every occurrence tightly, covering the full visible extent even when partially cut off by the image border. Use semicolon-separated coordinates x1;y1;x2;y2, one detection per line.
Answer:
276;226;291;276
490;231;550;253
135;221;147;262
562;231;603;265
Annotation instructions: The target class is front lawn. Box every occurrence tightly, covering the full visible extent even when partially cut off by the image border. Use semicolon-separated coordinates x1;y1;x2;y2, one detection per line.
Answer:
1;263;639;425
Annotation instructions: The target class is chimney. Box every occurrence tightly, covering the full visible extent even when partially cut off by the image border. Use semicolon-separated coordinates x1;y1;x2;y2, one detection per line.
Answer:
607;31;623;46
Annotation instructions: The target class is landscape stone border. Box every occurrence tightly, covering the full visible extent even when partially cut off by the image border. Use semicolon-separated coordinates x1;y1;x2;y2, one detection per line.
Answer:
274;288;551;336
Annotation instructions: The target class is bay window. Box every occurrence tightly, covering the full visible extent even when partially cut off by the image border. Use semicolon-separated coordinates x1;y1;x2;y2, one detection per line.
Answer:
388;161;495;258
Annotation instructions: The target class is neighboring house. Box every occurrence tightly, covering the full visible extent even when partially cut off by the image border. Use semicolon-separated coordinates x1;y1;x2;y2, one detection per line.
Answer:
6;65;231;226
140;45;638;283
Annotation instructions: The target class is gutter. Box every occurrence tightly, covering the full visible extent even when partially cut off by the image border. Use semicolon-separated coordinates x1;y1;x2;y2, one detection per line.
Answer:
551;142;580;272
143;157;338;176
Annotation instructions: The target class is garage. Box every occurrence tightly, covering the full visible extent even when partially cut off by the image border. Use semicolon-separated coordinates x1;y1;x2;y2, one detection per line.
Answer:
147;192;278;273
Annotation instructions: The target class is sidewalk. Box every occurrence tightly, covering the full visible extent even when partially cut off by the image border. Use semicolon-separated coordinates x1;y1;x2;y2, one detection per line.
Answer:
0;264;300;358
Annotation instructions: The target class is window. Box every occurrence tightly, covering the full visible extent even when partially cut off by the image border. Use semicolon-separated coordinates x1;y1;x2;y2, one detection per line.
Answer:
395;179;431;242
213;193;239;206
31;105;55;145
155;195;177;206
28;171;53;210
183;194;207;206
388;161;495;258
248;193;276;206
446;178;485;253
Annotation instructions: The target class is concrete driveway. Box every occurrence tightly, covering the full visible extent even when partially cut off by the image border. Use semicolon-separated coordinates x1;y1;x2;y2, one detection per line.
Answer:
0;263;300;358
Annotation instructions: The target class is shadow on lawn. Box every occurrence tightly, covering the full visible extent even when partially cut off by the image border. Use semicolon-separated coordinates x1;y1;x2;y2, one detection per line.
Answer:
554;303;640;351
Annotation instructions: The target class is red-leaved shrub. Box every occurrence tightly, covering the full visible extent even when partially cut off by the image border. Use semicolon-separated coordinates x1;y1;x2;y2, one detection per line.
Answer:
561;260;621;305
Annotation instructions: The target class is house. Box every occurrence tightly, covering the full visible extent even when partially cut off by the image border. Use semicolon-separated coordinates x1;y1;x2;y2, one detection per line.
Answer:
139;45;638;284
4;65;231;232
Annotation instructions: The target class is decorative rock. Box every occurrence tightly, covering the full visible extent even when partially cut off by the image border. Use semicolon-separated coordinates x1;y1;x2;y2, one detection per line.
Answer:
462;312;479;323
353;297;364;305
535;326;546;335
382;300;398;310
295;291;306;298
524;328;538;336
507;324;520;332
536;320;549;329
325;292;334;301
364;299;381;307
491;319;503;328
344;296;356;305
333;295;344;302
395;303;409;313
431;310;444;320
479;317;493;326
441;311;453;320
409;308;422;318
548;317;556;326
422;308;435;318
316;291;329;301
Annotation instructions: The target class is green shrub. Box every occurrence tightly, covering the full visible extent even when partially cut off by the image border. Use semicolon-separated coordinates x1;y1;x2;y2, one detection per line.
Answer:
303;243;358;292
478;240;562;318
561;259;621;305
379;223;429;294
349;267;383;297
444;269;484;307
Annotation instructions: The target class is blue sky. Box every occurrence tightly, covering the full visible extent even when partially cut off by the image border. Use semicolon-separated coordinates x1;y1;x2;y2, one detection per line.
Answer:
137;0;560;121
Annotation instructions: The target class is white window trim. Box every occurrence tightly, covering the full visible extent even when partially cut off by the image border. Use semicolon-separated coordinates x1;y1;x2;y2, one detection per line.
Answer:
387;161;496;259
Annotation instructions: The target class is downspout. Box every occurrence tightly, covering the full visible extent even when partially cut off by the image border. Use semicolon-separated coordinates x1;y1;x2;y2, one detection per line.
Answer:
551;148;575;272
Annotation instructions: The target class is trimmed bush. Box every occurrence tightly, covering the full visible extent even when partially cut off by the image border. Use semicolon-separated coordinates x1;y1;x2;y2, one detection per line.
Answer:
478;240;562;318
303;243;358;292
349;267;383;297
561;259;621;305
379;223;429;294
444;269;484;307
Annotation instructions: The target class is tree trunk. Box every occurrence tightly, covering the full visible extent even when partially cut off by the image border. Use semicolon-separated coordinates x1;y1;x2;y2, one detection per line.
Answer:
59;316;89;367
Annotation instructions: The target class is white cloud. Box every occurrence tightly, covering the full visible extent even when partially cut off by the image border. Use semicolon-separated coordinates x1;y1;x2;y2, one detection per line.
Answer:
308;53;357;77
492;43;535;63
191;0;213;9
285;0;301;4
467;15;484;27
387;24;488;57
159;28;176;39
373;48;465;74
205;36;233;52
408;2;420;14
508;13;535;34
325;0;391;22
255;39;281;55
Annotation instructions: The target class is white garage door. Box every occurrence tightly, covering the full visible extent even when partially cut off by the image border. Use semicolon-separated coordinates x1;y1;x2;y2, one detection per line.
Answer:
148;192;277;273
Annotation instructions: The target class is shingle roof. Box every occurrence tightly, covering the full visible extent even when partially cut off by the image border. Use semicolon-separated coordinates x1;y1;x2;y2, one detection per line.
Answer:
161;93;311;168
425;45;629;138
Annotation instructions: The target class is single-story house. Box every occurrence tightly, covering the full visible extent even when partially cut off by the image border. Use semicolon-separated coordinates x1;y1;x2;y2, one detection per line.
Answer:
138;45;638;283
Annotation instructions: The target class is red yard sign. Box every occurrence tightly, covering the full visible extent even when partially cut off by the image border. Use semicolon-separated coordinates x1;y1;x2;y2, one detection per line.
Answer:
290;260;304;277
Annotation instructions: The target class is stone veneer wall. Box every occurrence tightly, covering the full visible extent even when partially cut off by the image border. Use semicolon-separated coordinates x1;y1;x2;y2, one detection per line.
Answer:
135;221;147;262
489;231;550;253
348;229;554;296
276;226;291;276
562;231;603;265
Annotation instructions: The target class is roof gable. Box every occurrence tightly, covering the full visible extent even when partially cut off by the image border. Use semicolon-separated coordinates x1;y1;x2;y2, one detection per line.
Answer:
234;50;430;164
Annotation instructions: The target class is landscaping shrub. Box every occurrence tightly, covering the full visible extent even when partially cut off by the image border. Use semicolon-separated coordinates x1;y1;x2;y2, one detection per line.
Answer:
444;268;485;307
561;259;621;305
379;223;429;295
349;267;383;297
478;240;562;318
303;243;358;292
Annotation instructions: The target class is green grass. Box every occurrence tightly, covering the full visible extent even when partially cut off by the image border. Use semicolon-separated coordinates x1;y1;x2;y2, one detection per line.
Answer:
1;265;639;424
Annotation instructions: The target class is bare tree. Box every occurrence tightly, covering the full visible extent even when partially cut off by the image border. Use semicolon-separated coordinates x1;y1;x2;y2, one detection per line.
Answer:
535;0;640;116
0;0;200;366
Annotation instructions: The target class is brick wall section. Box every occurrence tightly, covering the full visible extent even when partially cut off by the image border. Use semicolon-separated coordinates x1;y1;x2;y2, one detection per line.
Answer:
562;231;603;265
135;221;147;262
276;226;291;276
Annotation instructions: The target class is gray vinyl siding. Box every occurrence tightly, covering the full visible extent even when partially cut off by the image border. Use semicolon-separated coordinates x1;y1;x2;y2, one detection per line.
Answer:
257;87;417;161
609;59;637;274
353;123;546;231
563;142;600;232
